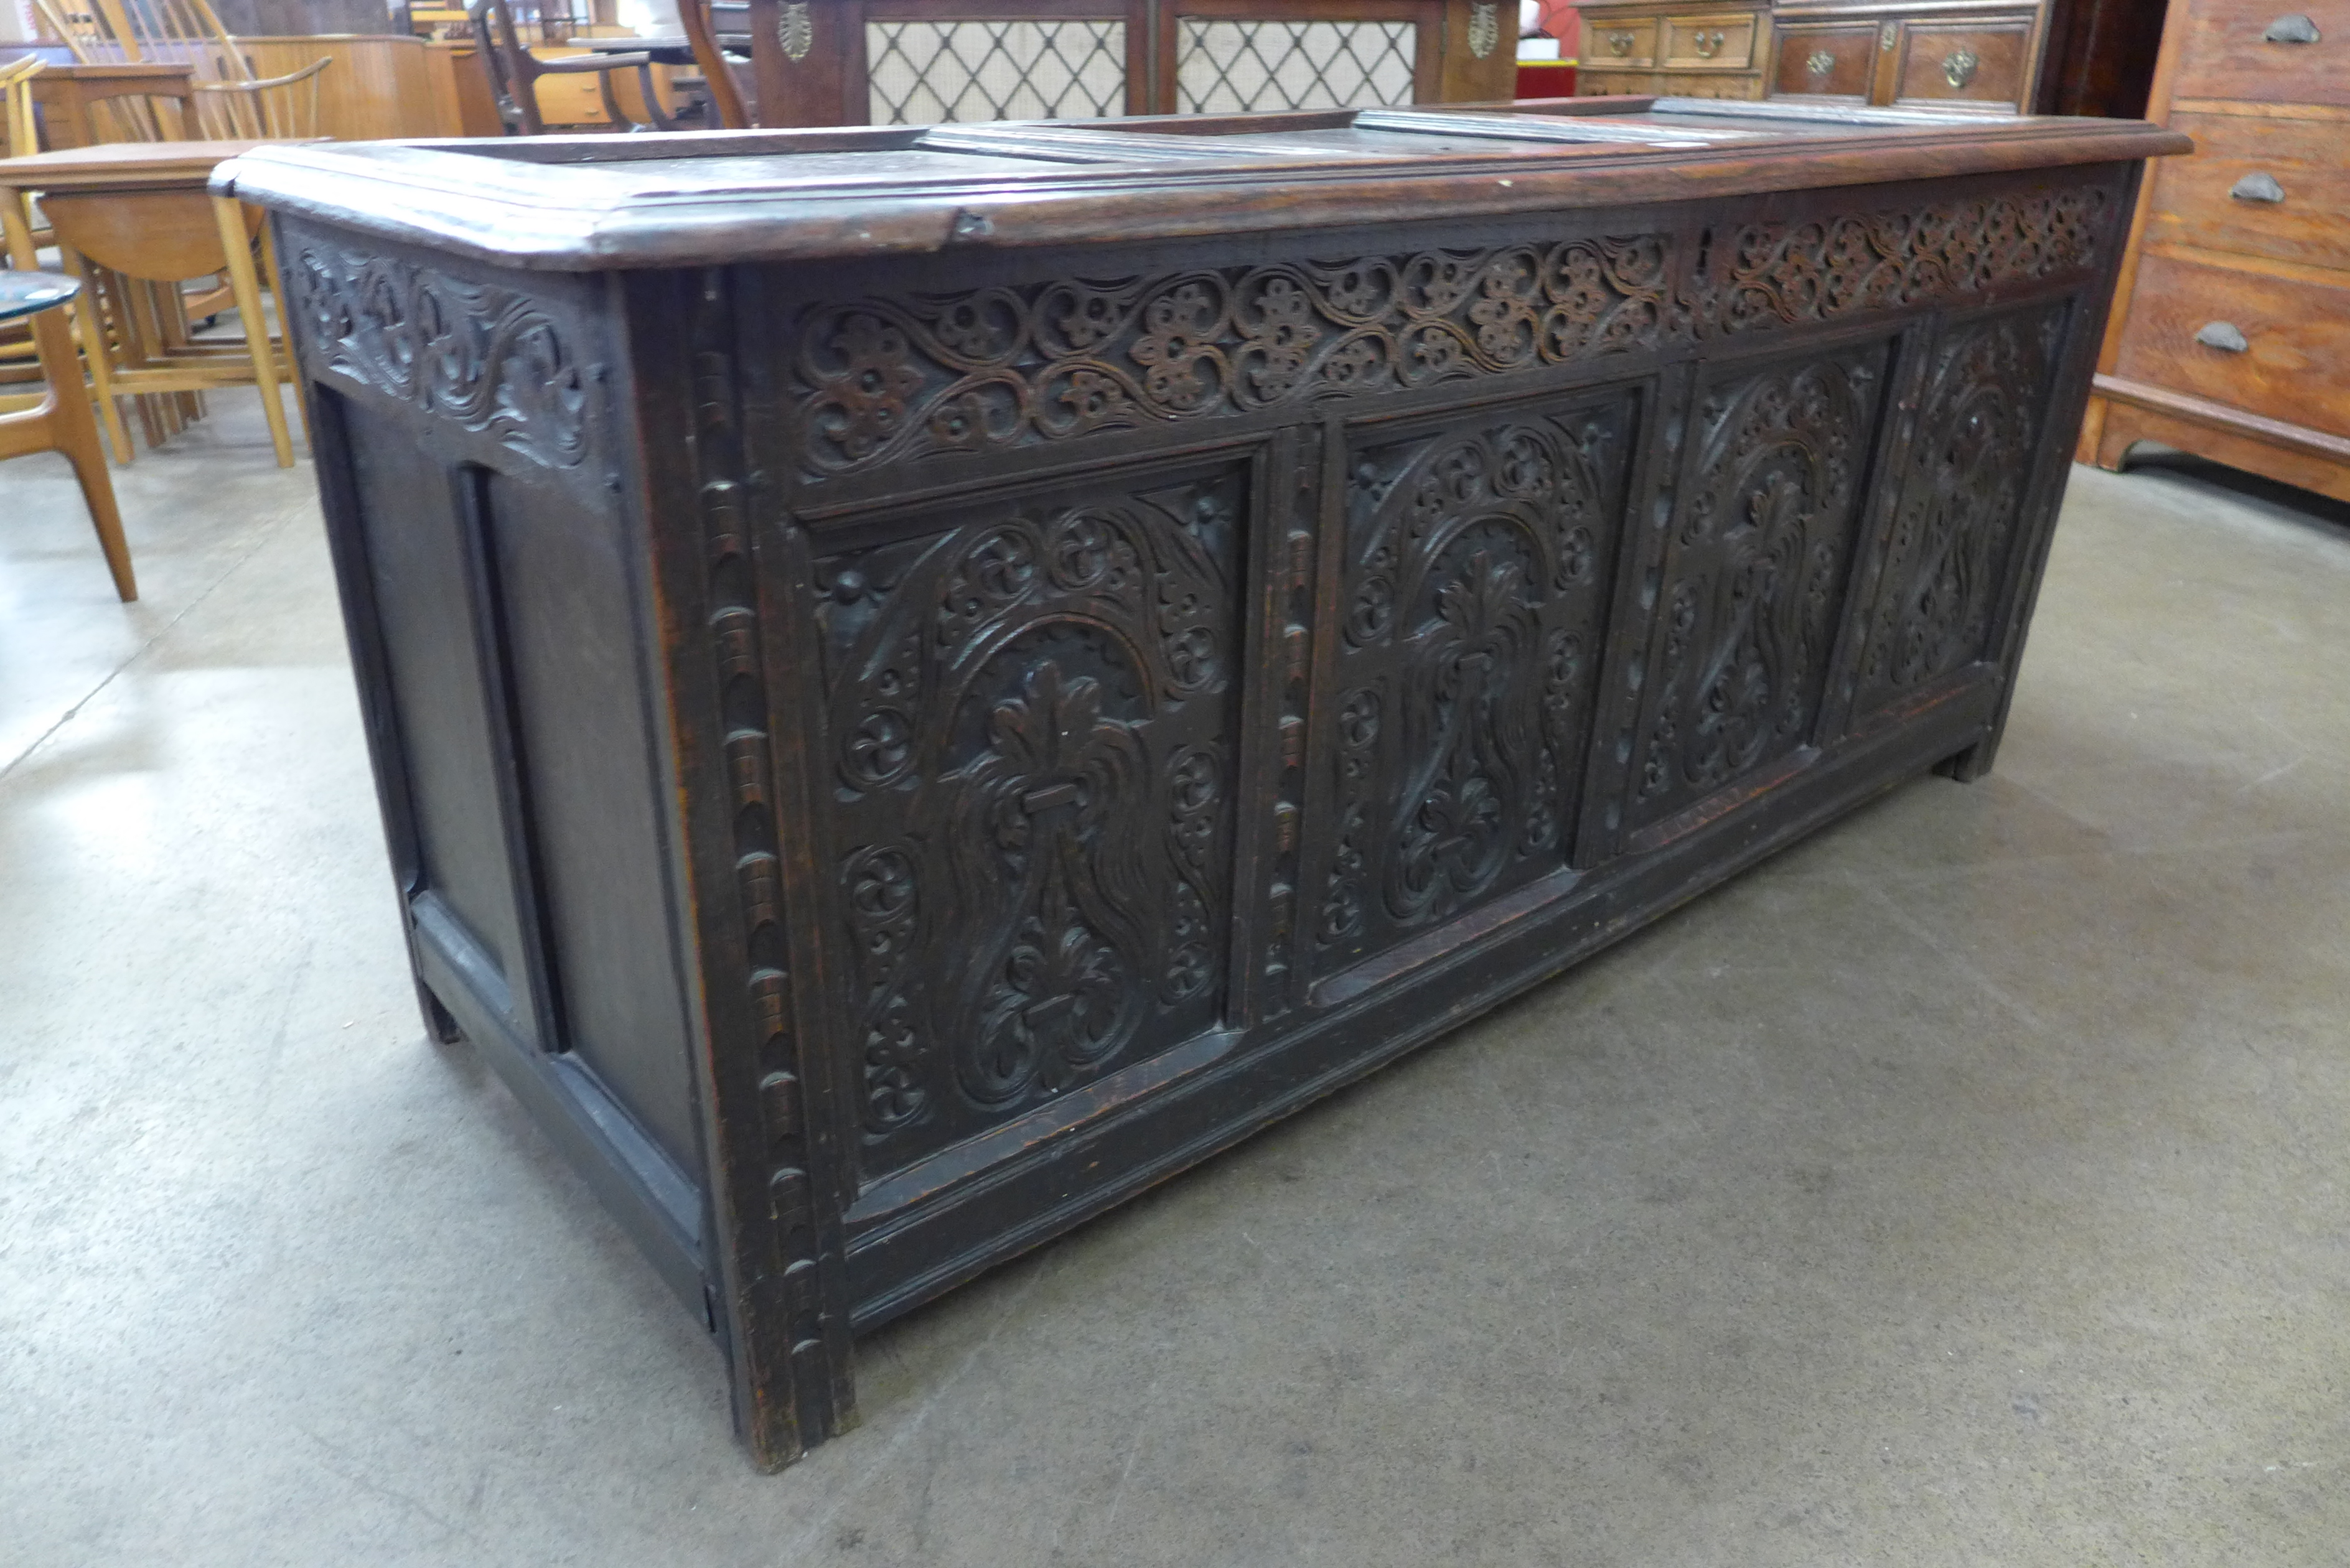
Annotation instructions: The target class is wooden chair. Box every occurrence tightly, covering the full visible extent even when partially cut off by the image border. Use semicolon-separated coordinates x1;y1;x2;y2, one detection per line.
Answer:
677;0;752;129
468;0;671;134
31;0;334;142
0;270;137;600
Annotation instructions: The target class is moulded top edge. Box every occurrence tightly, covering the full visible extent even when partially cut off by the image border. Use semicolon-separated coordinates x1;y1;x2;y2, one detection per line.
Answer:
213;105;2190;273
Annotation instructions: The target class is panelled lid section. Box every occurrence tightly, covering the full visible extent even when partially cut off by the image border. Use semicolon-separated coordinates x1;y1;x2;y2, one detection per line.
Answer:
217;100;2189;271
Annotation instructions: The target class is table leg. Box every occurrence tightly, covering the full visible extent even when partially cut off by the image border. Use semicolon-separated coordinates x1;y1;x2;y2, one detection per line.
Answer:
256;220;311;454
210;195;293;469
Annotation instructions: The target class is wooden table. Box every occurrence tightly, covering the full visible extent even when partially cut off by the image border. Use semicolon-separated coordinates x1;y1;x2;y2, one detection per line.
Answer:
221;99;2186;1470
0;139;307;466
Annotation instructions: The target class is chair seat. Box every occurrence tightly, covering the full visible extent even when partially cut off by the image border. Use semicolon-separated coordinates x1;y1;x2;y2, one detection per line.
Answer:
0;270;78;322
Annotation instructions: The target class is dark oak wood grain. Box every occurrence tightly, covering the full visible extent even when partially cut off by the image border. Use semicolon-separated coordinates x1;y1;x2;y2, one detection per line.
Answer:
222;100;2179;1472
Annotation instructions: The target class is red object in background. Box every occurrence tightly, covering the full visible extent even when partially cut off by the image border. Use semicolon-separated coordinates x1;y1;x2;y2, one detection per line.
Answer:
1532;0;1579;52
1517;62;1577;97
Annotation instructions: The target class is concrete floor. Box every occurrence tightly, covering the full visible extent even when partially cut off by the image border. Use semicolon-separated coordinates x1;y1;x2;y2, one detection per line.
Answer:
4;398;2348;1567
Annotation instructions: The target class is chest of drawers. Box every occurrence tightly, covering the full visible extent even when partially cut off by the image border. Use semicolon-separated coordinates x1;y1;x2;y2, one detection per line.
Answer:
2080;0;2350;500
1571;2;1774;98
1769;0;2054;112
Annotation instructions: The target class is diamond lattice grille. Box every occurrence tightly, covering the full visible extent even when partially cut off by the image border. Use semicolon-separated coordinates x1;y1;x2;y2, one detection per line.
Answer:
1176;19;1418;114
867;20;1128;124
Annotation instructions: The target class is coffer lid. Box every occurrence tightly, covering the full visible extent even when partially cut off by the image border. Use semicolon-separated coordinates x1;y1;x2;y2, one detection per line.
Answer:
215;98;2188;271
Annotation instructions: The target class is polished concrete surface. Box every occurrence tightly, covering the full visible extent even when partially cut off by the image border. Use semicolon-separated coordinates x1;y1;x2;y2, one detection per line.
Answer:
6;403;2348;1567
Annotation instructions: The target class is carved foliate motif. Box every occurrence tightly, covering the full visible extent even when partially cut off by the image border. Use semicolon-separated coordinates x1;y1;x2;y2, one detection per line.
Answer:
1854;304;2066;714
1627;347;1887;831
793;236;1673;475
790;180;2110;482
1313;396;1632;974
818;472;1243;1166
1701;187;2110;336
282;238;592;470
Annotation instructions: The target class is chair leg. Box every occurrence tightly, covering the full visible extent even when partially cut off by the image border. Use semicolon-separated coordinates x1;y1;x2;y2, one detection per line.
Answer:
56;247;133;464
211;196;293;469
30;303;136;601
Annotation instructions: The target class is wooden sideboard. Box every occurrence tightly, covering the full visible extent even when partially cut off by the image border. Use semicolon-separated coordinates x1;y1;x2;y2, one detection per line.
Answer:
1571;2;1772;96
222;99;2182;1470
1571;0;2054;110
2078;0;2350;501
1770;1;2053;110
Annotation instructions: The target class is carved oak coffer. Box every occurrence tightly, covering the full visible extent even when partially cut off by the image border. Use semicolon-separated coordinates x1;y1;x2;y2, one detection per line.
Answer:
218;98;2184;1469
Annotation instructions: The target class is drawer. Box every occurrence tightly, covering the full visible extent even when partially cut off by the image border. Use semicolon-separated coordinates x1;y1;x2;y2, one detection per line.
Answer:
1892;20;2034;110
2172;2;2350;108
1772;22;1880;98
1586;17;1660;67
1662;70;1764;98
1575;68;1660;95
2146;111;2350;271
1662;12;1757;68
2113;253;2350;439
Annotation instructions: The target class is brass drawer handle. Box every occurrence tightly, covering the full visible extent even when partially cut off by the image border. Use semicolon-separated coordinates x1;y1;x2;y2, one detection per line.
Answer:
1692;29;1726;57
2196;321;2250;353
1608;29;1636;55
1943;47;1979;87
2263;14;2320;42
1806;49;1835;79
2231;171;2287;202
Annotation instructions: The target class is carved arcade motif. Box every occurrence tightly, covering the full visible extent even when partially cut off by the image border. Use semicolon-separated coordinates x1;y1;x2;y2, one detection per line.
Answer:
817;472;1244;1167
1853;304;2067;716
1627;347;1887;831
282;236;594;471
1314;396;1632;974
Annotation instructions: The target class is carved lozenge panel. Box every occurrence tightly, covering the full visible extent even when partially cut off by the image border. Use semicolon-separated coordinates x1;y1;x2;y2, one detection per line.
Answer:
815;465;1247;1171
1851;303;2068;719
1625;343;1889;833
1310;390;1636;978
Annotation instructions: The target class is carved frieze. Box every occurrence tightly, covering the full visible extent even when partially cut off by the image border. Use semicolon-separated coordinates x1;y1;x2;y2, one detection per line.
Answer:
1627;346;1888;831
1312;394;1633;975
792;236;1674;475
815;470;1244;1166
1702;187;2110;335
1853;304;2067;716
281;236;594;471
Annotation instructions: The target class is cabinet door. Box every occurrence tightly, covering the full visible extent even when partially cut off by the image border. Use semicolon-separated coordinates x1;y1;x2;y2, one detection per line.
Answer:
1771;21;1881;99
1891;18;2036;110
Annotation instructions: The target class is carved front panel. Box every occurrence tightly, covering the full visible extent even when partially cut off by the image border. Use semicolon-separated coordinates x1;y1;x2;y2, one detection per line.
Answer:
1309;391;1636;978
1626;343;1889;833
1851;303;2067;719
815;464;1247;1172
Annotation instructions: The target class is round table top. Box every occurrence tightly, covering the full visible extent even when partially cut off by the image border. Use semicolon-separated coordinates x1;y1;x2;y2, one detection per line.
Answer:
0;270;80;323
